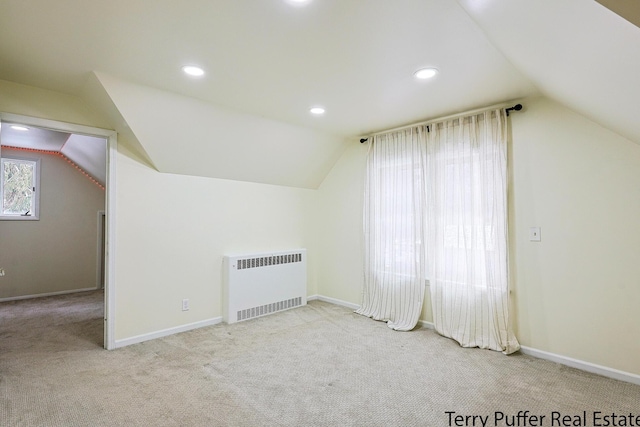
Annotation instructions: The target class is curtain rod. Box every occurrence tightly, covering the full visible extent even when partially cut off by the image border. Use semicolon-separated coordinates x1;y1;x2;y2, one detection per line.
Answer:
359;102;523;143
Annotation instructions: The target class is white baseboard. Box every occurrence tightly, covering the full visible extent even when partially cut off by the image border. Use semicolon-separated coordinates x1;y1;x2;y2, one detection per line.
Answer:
110;293;640;385
308;294;360;310
116;294;355;349
519;346;640;386
114;317;222;349
309;294;640;386
417;319;435;329
0;287;98;303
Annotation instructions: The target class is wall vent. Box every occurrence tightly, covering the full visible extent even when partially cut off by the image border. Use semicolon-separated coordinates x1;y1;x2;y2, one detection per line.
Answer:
236;297;303;322
236;253;303;270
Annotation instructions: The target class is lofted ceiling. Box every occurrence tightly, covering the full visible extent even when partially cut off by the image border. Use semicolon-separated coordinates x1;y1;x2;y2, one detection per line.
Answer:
0;0;638;188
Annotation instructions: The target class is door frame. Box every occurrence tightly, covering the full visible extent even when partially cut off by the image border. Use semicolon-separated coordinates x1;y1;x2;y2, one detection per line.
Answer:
0;112;118;350
97;210;106;290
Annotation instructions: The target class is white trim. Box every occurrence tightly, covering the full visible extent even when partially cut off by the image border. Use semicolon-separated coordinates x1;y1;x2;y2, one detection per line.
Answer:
0;287;98;303
104;132;117;350
309;296;640;385
519;346;640;386
307;294;360;310
0;113;115;139
114;317;223;348
96;210;106;290
417;319;435;329
0;112;118;350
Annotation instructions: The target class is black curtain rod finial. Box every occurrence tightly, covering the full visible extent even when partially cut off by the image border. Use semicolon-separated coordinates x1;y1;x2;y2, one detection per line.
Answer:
506;103;523;116
360;138;368;143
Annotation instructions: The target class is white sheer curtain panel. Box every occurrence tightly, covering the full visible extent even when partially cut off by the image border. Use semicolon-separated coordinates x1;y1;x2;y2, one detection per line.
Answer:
426;110;519;353
356;129;427;331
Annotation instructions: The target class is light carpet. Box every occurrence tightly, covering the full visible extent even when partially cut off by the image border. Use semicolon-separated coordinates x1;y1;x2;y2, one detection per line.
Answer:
1;291;639;426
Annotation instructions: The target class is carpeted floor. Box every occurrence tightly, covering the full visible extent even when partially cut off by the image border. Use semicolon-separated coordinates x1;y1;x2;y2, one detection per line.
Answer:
1;291;639;426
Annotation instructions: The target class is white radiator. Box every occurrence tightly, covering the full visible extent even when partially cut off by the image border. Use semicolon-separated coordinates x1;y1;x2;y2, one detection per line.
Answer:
222;249;307;324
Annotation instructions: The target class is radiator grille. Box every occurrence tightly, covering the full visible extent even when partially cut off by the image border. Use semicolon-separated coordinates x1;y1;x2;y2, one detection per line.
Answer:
236;253;303;270
223;249;307;324
236;297;303;322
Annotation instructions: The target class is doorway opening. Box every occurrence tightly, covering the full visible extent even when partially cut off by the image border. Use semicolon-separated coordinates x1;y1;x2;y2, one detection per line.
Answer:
0;113;116;349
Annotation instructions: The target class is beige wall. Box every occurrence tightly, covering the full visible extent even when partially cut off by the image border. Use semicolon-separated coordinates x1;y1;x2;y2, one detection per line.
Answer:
509;96;640;375
114;144;316;340
314;141;367;305
0;148;105;299
315;96;640;375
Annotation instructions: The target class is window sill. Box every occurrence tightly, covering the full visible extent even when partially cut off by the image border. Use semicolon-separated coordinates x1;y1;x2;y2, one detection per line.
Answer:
0;215;39;221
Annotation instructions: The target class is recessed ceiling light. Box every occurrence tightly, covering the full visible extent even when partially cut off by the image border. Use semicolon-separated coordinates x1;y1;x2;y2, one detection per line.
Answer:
310;107;325;115
10;125;29;131
414;68;438;80
182;65;205;77
286;0;312;5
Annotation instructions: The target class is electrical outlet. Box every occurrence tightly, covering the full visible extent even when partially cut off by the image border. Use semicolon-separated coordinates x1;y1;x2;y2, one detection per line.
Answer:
0;268;5;277
182;298;189;311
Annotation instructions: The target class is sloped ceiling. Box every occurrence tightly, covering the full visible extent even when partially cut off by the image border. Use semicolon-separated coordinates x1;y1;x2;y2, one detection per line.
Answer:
60;134;107;185
0;126;70;151
93;72;347;188
0;0;638;188
457;0;640;144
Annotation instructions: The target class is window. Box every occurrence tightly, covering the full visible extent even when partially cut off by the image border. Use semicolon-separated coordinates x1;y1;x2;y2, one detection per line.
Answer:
375;159;427;282
0;156;40;220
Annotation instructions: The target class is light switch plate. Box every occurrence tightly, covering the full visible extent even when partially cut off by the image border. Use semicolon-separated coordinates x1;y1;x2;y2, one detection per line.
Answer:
529;227;541;242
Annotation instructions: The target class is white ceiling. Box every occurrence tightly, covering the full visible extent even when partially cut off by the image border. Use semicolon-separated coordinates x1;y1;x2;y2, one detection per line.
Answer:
0;0;537;137
0;125;107;185
0;125;70;151
0;0;638;187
